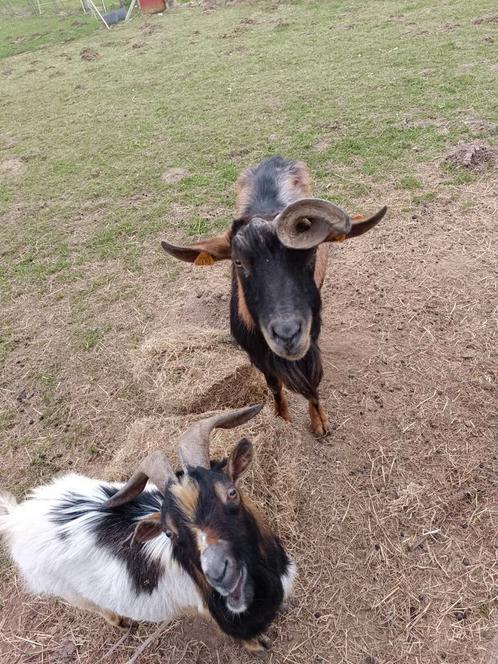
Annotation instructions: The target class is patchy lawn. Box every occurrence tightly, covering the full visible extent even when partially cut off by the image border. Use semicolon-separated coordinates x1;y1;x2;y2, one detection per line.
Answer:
0;15;98;59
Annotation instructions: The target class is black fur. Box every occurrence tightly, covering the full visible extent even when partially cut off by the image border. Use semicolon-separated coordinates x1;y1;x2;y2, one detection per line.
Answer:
49;486;165;595
50;465;290;641
242;157;302;219
230;216;323;404
172;467;291;640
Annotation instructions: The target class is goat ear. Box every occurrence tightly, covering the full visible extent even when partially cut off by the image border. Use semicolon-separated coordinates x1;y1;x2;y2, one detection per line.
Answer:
228;438;254;483
346;206;387;239
161;231;231;266
131;513;162;544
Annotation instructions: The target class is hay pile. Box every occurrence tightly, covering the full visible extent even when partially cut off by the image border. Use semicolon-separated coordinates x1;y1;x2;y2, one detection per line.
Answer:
132;325;267;414
106;406;305;540
107;322;306;539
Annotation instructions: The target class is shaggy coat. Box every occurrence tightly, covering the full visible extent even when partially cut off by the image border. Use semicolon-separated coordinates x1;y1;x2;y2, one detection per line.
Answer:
0;465;294;649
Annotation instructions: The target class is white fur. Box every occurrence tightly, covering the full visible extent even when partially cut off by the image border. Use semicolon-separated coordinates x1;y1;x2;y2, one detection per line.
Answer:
281;559;296;599
0;474;203;623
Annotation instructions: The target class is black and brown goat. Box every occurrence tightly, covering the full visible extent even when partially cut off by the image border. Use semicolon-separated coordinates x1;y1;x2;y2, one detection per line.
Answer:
0;405;294;652
162;157;387;434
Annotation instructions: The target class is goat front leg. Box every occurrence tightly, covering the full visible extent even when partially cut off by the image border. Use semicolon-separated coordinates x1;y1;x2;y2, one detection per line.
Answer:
308;397;329;436
265;374;291;422
63;593;134;629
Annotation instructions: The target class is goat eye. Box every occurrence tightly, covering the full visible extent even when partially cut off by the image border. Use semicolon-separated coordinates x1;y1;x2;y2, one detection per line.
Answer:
165;529;175;540
227;487;238;500
234;259;243;268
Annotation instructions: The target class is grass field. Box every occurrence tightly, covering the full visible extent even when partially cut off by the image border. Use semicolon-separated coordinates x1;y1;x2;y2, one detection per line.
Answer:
0;14;98;59
0;0;497;662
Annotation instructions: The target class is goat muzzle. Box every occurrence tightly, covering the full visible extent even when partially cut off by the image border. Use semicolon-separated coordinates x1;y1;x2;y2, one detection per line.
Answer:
274;198;352;249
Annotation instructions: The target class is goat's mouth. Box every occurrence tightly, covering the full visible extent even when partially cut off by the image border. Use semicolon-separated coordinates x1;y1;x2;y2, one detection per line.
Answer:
262;328;311;361
211;565;250;613
225;565;249;613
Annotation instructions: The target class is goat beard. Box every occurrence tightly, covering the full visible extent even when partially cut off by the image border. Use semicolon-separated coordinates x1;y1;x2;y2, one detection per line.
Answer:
269;341;323;399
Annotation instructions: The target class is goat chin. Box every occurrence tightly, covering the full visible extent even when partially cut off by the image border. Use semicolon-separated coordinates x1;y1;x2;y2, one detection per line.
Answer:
261;329;311;362
0;473;204;623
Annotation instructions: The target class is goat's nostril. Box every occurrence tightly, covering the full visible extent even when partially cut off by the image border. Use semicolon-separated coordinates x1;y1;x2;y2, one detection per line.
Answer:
271;320;302;343
213;559;229;584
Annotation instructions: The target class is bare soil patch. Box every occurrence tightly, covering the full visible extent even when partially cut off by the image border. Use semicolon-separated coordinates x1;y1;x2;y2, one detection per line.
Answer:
0;156;26;179
464;118;498;134
473;14;498;24
80;47;100;61
313;137;333;152
1;175;497;663
0;133;17;150
445;141;498;169
161;167;189;184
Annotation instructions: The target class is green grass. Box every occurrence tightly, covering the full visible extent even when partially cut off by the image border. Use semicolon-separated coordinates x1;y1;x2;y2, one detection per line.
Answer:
0;15;98;59
397;175;423;191
81;326;107;350
0;0;497;317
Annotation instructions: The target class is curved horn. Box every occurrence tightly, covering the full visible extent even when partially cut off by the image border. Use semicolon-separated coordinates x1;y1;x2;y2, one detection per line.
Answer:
275;199;352;249
177;404;263;471
348;206;387;238
103;451;178;509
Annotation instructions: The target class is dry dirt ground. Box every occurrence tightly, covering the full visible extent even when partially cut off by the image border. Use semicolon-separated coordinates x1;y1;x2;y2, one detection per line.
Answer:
0;162;496;664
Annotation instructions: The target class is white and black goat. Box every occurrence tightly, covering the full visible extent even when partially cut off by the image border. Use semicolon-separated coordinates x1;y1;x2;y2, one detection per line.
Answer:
161;157;387;435
0;405;294;652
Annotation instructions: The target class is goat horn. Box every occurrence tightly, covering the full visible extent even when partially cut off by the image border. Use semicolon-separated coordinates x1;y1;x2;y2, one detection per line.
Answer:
103;451;178;508
274;199;352;249
177;404;263;472
347;206;387;238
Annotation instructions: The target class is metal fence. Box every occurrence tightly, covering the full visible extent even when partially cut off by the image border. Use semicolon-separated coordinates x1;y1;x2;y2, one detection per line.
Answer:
0;0;88;16
0;0;126;17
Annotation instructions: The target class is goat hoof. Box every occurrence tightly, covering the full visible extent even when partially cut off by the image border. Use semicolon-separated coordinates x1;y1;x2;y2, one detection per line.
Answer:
308;402;330;436
117;616;135;630
276;408;292;422
243;635;271;653
311;419;330;436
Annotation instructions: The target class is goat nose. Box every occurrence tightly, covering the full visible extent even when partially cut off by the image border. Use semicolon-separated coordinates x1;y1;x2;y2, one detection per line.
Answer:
271;319;302;343
212;559;229;584
201;545;232;584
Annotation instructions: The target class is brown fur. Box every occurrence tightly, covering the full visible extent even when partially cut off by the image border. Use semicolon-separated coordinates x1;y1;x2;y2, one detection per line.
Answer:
188;553;213;598
286;161;312;201
272;378;291;421
171;481;199;520
236;274;255;330
192;231;231;262
242;635;271;652
203;527;221;545
240;495;272;543
192;525;224;550
278;160;312;207
308;400;329;436
235;169;254;216
314;244;329;289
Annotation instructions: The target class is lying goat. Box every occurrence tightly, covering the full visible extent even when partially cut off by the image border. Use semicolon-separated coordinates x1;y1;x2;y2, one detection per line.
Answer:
162;157;387;434
0;405;294;652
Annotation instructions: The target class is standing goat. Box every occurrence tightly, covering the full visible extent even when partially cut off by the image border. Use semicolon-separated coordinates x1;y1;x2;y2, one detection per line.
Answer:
0;405;294;652
161;157;387;434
